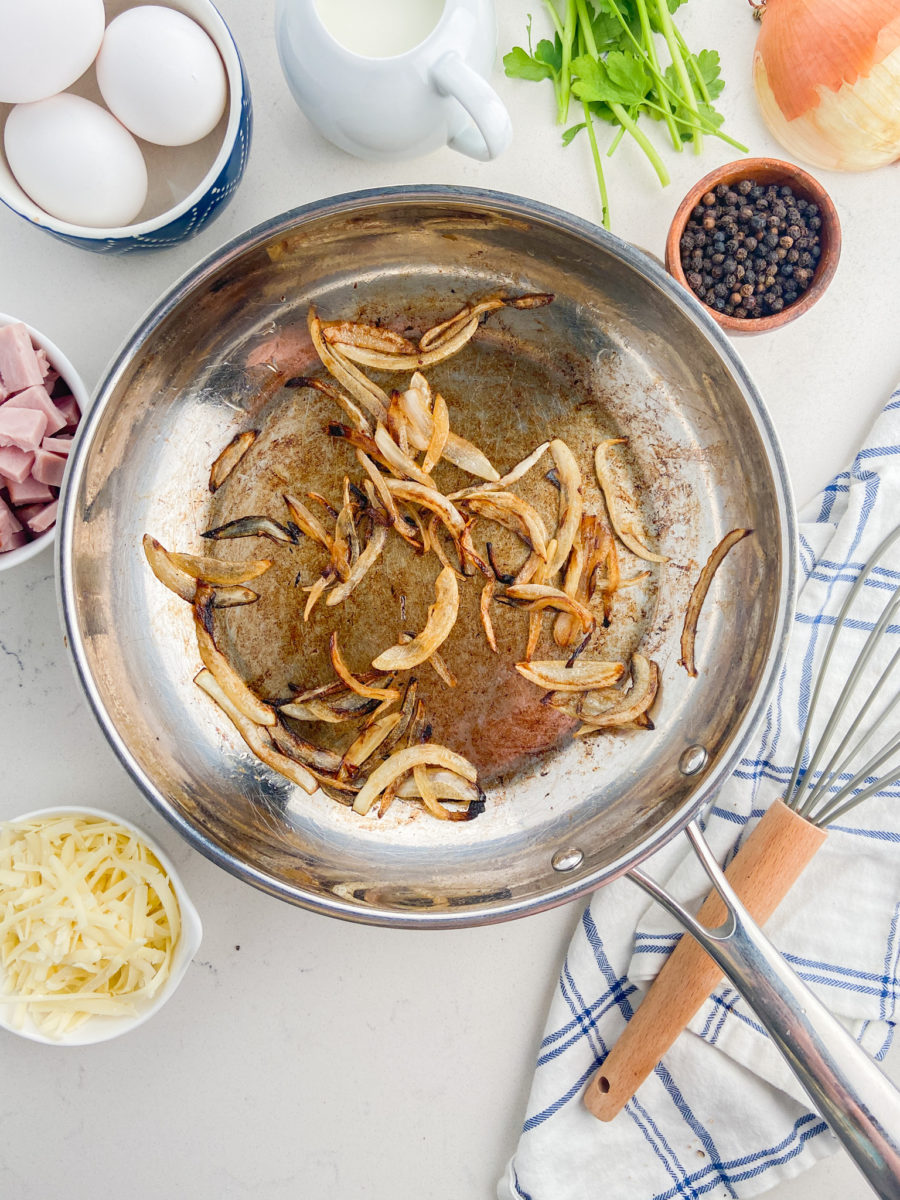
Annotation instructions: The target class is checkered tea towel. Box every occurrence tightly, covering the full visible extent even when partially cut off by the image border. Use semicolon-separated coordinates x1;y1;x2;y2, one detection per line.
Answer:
500;382;900;1200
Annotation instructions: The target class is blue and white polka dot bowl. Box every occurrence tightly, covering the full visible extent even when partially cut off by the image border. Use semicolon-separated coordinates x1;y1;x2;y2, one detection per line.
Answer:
0;0;251;254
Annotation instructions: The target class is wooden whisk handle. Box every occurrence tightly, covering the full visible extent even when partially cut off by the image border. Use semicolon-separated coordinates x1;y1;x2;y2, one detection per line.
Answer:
584;799;828;1121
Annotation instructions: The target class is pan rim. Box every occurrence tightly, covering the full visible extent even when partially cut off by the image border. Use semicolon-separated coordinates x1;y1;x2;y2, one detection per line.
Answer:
57;184;798;928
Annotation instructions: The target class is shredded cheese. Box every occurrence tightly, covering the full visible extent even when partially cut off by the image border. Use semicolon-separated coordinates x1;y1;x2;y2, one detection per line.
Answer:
0;815;181;1039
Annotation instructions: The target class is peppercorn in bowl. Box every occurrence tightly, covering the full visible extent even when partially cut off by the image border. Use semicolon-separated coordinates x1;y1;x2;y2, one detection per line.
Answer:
665;158;841;334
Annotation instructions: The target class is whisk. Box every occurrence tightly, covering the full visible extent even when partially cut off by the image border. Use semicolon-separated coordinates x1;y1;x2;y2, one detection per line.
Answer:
585;524;900;1121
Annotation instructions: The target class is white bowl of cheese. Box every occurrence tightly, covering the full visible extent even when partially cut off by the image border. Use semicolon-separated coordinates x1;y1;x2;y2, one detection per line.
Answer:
0;806;202;1045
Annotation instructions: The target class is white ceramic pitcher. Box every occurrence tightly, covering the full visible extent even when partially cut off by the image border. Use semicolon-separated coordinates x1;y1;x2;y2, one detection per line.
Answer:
274;0;512;162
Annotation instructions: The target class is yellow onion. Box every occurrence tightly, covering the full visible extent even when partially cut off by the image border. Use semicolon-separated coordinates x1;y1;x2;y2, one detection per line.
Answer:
752;0;900;170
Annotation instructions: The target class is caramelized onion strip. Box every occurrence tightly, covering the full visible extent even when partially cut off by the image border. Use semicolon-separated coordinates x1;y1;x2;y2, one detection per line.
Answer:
505;584;596;634
399;633;458;687
481;580;498;653
333;317;479;371
395;769;481;805
374;422;435;487
680;528;754;678
142;536;259;607
594;439;667;563
573;656;660;734
399;381;499;481
202;516;296;545
326;524;388;606
412;764;454;820
417;293;555;352
547;439;583;577
353;744;478;815
283;494;334;552
286;671;391;705
330;633;400;700
194;670;317;794
524;543;555;660
448;441;550;501
356;457;423;552
515;659;624;692
428;515;466;580
193;594;276;726
303;572;333;621
387;391;411;456
464;492;549;560
372;566;459;671
421;392;450;474
341;712;404;775
295;375;372;434
268;722;344;774
278;698;358;723
209;430;257;493
321;321;416;354
161;547;272;585
308;306;389;422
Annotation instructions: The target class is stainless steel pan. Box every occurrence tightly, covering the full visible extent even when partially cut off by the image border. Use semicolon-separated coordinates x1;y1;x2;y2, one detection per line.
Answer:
57;188;900;1194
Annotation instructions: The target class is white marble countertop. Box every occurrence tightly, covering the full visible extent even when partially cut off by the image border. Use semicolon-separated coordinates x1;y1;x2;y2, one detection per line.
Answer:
1;4;898;1198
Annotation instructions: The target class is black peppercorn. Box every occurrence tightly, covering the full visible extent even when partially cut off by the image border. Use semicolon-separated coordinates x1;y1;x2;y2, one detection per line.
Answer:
679;175;822;321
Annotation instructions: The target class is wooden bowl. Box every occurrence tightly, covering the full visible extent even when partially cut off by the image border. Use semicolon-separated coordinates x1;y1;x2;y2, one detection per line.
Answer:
665;158;841;334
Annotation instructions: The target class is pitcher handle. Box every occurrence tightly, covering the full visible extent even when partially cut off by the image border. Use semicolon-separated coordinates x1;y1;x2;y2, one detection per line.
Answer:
429;51;511;161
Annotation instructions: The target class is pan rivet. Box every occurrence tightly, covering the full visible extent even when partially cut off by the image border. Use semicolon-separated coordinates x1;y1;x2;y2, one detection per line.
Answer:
552;848;584;872
679;745;708;775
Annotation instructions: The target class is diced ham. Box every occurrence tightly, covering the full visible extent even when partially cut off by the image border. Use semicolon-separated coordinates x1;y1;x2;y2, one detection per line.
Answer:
19;500;58;534
35;347;52;378
0;445;36;484
0;528;29;552
32;447;67;487
0;495;24;550
41;435;72;456
0;406;48;451
55;394;81;428
4;385;67;434
5;474;53;505
0;323;44;394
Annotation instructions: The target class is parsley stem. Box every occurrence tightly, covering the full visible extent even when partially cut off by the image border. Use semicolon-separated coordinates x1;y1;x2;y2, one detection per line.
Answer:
673;26;712;106
652;0;703;153
608;122;627;157
542;0;564;121
640;98;749;152
634;0;681;152
582;99;610;230
610;102;670;186
561;0;577;123
597;0;714;141
574;0;669;187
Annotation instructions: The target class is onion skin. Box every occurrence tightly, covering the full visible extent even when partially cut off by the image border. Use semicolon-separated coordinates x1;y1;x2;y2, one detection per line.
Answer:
753;0;900;171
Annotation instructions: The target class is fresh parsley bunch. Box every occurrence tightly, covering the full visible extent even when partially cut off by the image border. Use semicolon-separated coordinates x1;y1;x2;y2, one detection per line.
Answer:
504;0;746;228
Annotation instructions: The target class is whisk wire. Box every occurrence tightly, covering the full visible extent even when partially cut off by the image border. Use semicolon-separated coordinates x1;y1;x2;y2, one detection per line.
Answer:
811;728;900;828
802;644;900;812
785;523;900;827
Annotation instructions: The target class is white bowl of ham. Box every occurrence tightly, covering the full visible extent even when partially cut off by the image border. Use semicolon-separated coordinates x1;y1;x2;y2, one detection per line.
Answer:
0;313;89;570
0;806;203;1045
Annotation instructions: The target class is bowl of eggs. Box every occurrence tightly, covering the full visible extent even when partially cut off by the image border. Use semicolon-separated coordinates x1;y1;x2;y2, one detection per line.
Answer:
0;0;251;253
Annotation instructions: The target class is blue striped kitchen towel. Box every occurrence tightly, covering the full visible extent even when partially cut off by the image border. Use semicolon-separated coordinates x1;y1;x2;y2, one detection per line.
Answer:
499;382;900;1200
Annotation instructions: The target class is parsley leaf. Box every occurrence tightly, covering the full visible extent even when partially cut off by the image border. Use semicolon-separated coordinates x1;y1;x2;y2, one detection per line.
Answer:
503;0;746;230
503;45;556;83
562;122;587;146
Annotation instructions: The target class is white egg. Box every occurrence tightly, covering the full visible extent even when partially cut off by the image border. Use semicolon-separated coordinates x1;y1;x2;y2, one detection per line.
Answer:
0;0;105;104
96;7;228;147
4;95;149;228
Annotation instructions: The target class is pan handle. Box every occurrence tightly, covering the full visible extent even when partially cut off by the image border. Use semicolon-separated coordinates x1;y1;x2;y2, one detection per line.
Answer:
625;819;900;1200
